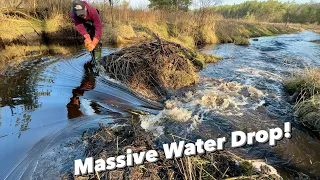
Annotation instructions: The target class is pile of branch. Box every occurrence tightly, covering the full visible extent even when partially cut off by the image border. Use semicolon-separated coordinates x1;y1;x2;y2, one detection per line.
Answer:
62;123;283;180
102;36;200;100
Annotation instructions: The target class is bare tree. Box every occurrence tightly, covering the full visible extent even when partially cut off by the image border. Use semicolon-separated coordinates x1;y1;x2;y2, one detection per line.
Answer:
108;0;114;27
196;0;221;21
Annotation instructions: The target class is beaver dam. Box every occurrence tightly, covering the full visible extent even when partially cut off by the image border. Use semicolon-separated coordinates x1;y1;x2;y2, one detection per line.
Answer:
63;122;282;180
101;36;221;101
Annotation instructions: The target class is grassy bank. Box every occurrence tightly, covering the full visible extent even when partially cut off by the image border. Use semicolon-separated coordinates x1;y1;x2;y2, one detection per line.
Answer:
284;68;320;134
93;5;301;47
214;20;297;45
103;19;298;47
1;5;303;66
0;13;82;69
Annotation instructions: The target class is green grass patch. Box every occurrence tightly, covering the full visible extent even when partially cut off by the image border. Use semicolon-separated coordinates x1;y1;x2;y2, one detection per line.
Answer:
234;36;251;45
295;95;320;133
285;68;320;134
310;40;320;44
284;68;320;98
215;20;298;46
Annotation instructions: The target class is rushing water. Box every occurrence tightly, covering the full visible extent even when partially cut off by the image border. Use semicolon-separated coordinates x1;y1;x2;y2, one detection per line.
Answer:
0;31;319;179
141;31;320;179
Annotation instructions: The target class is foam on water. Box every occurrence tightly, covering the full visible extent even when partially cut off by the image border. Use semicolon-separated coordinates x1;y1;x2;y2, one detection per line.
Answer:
236;66;283;81
79;98;95;115
140;78;266;136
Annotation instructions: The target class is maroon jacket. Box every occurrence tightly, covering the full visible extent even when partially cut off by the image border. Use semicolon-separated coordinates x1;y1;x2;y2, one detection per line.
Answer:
71;1;102;40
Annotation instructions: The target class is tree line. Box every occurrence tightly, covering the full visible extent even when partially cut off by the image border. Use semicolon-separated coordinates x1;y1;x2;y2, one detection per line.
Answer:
1;0;319;25
148;0;319;24
209;0;320;24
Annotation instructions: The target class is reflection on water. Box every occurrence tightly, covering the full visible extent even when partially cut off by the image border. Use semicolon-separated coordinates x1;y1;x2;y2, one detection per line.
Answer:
0;50;161;139
0;59;49;137
0;49;162;179
67;61;97;119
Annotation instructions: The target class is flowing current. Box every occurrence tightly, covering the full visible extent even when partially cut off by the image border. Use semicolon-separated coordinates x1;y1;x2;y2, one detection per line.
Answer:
0;31;319;179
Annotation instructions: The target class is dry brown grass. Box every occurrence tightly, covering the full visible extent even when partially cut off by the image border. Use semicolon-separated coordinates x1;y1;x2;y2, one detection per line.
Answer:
0;0;71;17
215;19;299;45
0;16;42;40
0;2;310;63
289;23;320;33
96;7;298;47
1;2;304;48
295;95;320;133
94;6;221;48
0;12;79;63
285;68;320;134
0;13;73;41
285;68;320;100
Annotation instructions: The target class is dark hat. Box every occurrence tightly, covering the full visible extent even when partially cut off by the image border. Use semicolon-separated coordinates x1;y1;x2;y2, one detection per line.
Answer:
72;0;86;16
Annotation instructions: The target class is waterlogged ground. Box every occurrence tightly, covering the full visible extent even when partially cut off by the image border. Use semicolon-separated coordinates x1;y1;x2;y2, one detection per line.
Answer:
0;31;319;179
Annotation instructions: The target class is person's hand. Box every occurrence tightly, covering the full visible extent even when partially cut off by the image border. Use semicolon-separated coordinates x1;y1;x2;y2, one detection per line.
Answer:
84;38;91;46
87;38;99;52
84;34;92;50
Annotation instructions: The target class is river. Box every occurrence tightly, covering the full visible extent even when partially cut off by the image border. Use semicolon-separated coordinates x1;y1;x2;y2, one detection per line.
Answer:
0;31;319;179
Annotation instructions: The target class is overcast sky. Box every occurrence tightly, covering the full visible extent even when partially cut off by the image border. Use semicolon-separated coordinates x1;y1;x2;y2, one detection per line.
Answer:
120;0;320;9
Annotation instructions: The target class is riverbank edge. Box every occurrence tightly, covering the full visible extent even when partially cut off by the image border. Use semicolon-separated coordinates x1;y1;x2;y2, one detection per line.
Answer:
0;16;306;72
284;68;320;135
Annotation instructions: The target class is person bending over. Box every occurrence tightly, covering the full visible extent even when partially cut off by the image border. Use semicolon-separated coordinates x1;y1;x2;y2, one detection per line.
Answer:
71;0;103;66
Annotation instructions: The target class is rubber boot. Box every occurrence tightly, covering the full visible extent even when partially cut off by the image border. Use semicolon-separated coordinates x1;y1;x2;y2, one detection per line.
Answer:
91;42;103;74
